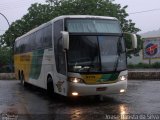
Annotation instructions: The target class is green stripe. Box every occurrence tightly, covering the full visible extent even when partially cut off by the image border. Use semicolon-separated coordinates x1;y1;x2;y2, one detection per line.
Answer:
96;73;119;83
29;49;44;79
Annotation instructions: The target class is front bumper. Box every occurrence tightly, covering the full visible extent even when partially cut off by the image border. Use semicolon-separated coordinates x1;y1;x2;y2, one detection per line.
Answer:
68;80;127;96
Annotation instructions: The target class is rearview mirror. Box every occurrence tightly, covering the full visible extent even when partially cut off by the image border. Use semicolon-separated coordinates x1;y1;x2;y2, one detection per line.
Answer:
130;33;137;49
123;32;137;50
61;31;69;50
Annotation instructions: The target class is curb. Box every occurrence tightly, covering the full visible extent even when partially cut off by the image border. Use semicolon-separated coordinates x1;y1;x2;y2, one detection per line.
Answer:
128;71;160;80
0;73;16;80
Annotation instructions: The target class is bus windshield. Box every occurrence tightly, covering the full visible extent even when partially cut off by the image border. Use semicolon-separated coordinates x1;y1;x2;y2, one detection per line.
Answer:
66;19;121;33
67;35;127;73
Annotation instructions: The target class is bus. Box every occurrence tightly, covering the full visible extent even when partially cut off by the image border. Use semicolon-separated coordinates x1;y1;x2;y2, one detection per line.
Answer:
14;15;137;97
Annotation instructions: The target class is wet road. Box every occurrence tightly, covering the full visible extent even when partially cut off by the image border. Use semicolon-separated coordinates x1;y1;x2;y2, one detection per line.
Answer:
0;80;160;120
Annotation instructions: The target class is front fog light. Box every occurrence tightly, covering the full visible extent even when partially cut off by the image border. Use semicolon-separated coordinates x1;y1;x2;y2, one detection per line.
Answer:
72;92;79;96
68;77;83;83
119;75;127;81
120;89;125;93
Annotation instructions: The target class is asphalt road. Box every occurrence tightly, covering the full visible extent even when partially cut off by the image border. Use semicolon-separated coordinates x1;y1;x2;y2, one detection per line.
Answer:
0;80;160;120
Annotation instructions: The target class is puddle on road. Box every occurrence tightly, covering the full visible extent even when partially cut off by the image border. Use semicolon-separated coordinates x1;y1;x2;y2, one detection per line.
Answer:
1;113;18;120
1;106;18;120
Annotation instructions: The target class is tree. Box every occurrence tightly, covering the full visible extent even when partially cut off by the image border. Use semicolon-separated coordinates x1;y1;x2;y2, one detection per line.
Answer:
1;3;56;47
0;0;142;68
57;0;140;33
2;0;141;47
0;46;12;72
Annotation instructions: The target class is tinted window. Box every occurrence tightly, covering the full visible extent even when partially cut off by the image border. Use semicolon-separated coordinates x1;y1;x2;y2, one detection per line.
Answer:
25;36;30;52
43;25;52;48
14;24;53;54
19;39;25;53
15;40;20;54
35;29;43;49
29;33;36;50
66;19;121;33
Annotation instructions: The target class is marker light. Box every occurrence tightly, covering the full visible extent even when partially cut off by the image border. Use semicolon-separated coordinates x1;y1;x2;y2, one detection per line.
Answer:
119;75;127;81
72;92;79;96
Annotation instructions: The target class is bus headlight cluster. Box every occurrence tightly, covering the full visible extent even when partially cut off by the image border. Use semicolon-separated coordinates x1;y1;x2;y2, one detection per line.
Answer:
68;77;84;83
119;75;127;81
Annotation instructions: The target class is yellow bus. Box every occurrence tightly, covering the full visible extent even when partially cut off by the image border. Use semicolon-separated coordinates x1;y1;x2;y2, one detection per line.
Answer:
14;15;137;97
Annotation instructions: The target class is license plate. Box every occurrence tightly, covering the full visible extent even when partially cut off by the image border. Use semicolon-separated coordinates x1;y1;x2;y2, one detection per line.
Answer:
96;87;107;91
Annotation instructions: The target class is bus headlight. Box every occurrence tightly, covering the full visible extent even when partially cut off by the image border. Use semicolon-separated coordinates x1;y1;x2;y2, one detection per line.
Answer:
68;77;84;83
119;75;127;81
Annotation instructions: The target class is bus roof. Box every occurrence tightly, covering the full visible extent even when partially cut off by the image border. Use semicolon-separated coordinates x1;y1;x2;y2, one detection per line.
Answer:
15;15;118;41
51;15;118;22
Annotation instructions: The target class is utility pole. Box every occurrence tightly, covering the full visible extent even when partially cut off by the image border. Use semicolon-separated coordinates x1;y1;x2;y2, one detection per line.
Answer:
0;13;10;27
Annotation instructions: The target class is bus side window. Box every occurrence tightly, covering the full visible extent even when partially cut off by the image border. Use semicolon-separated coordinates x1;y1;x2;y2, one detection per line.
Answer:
43;25;52;48
23;37;27;53
25;36;30;52
19;40;23;53
29;33;36;51
17;40;20;53
54;19;66;75
14;41;18;54
35;29;43;49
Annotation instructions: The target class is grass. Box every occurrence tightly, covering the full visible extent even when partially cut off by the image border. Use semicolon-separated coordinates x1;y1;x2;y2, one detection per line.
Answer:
128;62;160;69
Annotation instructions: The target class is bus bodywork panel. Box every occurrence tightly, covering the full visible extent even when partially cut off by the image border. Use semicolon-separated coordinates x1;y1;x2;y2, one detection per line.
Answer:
14;52;32;81
14;49;55;89
14;48;69;96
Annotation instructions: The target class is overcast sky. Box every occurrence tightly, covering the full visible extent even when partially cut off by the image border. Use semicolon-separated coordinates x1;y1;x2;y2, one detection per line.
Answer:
1;0;160;35
115;0;160;34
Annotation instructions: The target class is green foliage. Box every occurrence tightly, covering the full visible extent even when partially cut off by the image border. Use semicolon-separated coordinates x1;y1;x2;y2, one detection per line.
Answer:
56;0;140;32
0;47;12;73
1;3;56;47
128;62;160;69
0;47;11;64
1;0;140;47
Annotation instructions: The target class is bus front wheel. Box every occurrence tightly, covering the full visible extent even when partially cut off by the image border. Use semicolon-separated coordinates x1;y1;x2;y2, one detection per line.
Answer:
47;76;54;96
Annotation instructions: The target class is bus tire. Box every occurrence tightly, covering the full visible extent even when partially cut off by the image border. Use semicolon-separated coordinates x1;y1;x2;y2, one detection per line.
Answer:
18;71;21;80
20;71;25;86
47;76;54;96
